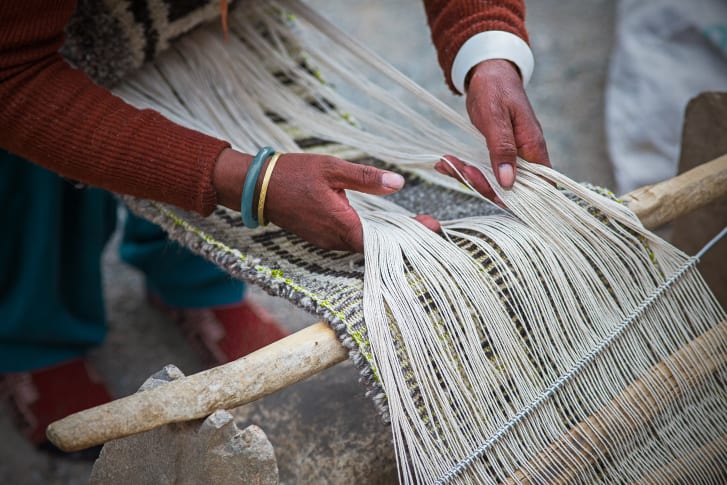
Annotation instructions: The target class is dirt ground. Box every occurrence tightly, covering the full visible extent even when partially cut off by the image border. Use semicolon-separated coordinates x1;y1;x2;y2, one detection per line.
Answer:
0;1;615;483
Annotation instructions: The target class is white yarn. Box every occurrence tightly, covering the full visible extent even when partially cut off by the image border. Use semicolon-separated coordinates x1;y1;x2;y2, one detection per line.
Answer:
115;2;726;483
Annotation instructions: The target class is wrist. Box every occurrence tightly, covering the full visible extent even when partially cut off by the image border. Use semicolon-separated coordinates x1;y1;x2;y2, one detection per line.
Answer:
465;59;521;92
451;31;534;94
212;148;253;210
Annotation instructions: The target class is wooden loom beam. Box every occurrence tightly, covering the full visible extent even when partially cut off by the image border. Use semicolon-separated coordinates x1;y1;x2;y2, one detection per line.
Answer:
625;153;727;229
505;321;726;484
47;154;727;453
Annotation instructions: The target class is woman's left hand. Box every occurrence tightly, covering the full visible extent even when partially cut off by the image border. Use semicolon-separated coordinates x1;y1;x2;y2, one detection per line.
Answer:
436;59;550;198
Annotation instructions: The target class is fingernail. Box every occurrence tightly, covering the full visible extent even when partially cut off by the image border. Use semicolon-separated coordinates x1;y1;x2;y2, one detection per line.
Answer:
498;163;515;189
382;172;405;189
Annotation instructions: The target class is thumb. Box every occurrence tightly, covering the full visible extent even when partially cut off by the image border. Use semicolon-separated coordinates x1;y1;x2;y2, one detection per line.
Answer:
327;161;405;195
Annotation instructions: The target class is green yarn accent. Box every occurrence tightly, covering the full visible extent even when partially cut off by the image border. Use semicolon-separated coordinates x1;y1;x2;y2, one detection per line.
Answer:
150;204;387;378
154;203;348;323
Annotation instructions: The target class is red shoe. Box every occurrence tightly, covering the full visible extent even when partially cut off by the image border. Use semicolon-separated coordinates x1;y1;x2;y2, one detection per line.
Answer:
150;298;289;365
1;358;113;446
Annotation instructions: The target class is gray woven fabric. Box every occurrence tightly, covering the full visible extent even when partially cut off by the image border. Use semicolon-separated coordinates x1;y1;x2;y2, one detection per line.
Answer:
61;4;727;482
124;168;502;414
62;0;499;411
61;0;630;415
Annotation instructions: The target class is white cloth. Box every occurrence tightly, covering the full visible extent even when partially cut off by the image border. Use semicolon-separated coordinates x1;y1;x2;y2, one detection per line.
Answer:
606;0;727;193
451;31;534;94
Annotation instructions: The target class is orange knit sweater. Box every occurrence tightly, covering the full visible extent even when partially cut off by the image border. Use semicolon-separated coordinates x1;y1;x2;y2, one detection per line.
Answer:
424;0;528;91
0;0;526;215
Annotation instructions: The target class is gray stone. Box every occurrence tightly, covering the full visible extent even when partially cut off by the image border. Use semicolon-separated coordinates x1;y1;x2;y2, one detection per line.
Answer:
137;364;187;392
89;366;278;485
231;360;397;485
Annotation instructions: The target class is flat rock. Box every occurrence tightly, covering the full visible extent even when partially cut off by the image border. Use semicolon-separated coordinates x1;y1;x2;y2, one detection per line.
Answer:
230;359;397;484
90;366;278;485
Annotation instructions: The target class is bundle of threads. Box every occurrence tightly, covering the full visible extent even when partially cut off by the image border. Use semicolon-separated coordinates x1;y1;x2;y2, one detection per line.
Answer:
116;1;726;483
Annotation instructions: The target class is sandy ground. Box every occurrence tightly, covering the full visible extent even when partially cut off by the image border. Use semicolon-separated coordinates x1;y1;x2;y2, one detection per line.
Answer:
0;1;614;483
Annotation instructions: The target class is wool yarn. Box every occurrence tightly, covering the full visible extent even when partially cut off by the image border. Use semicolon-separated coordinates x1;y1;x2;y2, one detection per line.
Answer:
116;2;726;482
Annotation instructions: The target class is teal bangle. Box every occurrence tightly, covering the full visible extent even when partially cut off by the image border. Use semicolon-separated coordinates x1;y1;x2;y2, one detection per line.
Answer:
241;146;275;228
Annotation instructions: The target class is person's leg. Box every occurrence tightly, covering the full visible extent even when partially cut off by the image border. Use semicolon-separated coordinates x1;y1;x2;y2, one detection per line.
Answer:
0;150;115;444
119;210;287;364
119;213;245;309
0;151;117;371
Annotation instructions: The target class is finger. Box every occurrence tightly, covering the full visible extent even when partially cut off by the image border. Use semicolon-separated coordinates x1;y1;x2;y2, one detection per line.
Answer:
436;158;497;200
512;102;551;168
343;216;440;253
342;224;364;253
414;214;441;233
434;160;461;181
334;208;365;253
326;160;404;195
471;100;518;189
483;119;517;189
461;164;497;200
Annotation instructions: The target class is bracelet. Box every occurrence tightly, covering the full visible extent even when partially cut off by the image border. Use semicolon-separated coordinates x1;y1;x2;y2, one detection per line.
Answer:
241;146;274;228
257;152;282;227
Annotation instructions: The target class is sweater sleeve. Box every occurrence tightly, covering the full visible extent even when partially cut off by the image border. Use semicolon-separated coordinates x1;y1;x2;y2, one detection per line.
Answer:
0;0;230;215
423;0;529;93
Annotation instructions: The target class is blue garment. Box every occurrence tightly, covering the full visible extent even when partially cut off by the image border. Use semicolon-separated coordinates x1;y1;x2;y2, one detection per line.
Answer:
0;150;245;372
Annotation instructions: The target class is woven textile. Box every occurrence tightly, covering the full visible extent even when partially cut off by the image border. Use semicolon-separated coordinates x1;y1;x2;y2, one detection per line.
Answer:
65;1;726;482
63;0;228;87
124;163;499;414
107;2;636;414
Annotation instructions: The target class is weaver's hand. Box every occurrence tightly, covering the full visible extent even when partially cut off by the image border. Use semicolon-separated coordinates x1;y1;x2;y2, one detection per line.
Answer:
214;149;440;252
436;59;550;198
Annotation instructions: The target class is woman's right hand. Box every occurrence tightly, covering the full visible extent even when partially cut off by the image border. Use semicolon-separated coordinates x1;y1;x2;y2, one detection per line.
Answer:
213;149;440;253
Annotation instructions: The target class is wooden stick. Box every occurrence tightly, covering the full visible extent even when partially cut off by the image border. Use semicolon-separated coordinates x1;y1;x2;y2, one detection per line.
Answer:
504;320;726;484
47;322;348;452
47;155;727;452
624;153;727;229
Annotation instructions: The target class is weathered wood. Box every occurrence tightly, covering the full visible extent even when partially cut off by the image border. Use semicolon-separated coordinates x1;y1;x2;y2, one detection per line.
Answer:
672;94;727;307
505;320;726;484
47;322;348;452
89;365;279;485
47;158;727;452
624;153;727;230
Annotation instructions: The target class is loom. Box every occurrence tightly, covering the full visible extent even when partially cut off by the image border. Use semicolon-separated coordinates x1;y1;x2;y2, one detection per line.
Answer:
49;1;725;483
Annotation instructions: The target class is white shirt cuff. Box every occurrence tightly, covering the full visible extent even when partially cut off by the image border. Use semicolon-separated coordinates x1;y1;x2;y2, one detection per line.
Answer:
451;31;535;94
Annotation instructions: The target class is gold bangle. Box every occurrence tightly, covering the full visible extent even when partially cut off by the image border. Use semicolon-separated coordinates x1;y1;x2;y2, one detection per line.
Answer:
257;152;282;226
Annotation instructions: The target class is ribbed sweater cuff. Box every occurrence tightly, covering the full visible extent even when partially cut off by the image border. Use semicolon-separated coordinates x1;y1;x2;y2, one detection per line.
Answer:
424;0;528;94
